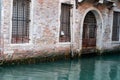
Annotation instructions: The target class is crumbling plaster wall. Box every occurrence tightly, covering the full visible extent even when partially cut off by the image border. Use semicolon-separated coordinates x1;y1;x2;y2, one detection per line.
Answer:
110;2;120;49
0;0;2;54
76;2;120;51
75;2;103;51
98;2;120;50
1;0;120;60
1;0;74;60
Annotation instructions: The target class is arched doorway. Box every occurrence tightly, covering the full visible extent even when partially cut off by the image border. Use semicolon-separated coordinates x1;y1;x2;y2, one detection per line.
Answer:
82;11;97;48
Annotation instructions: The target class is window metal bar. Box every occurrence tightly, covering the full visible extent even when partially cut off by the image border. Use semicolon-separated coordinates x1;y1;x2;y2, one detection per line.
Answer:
112;12;120;41
22;0;24;42
16;0;19;43
60;4;71;42
12;0;30;43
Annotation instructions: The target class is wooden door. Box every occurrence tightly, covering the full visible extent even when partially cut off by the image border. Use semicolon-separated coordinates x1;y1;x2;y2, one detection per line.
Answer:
82;12;97;48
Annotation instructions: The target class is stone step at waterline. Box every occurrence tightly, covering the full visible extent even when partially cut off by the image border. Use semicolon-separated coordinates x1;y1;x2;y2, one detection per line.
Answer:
81;48;97;54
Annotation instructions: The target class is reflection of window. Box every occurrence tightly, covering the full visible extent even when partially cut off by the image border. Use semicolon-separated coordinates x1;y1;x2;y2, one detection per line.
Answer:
12;0;30;43
59;3;71;42
112;12;120;41
57;73;69;80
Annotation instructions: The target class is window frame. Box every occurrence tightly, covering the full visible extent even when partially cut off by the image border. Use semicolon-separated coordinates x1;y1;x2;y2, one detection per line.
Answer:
59;3;72;43
112;11;120;42
10;0;33;45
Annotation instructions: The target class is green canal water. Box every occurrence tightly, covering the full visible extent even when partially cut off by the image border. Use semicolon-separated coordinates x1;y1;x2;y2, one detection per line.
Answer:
0;54;120;80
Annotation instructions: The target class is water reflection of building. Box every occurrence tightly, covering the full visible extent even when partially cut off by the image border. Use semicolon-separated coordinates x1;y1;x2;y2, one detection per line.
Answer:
94;60;120;80
79;58;95;80
57;60;81;80
0;57;120;80
0;60;81;80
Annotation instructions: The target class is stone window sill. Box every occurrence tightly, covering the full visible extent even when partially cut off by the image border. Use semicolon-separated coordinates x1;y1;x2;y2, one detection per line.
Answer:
10;43;33;46
111;41;120;44
57;42;72;45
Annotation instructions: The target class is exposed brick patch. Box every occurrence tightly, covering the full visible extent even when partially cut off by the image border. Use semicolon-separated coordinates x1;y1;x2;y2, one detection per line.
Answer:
38;0;44;4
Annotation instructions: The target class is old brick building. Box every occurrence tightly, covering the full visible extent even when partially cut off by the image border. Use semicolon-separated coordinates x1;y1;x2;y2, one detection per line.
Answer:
0;0;120;61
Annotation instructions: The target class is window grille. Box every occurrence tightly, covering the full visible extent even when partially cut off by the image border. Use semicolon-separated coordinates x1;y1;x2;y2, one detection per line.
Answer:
59;3;71;42
112;12;120;41
12;0;30;43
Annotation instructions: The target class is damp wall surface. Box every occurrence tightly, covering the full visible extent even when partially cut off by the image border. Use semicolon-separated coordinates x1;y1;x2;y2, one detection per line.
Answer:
0;0;120;61
0;0;1;54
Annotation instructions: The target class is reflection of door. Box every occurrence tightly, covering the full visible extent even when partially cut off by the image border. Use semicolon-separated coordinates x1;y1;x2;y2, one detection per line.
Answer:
82;12;97;48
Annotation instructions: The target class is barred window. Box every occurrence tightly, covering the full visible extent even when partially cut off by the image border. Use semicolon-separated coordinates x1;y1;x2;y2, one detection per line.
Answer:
12;0;30;43
112;12;120;41
59;3;71;42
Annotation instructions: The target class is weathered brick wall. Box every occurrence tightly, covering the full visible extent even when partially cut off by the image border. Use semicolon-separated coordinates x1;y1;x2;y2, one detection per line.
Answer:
100;2;120;49
0;0;1;54
76;2;120;51
1;0;73;60
75;2;103;51
0;0;120;61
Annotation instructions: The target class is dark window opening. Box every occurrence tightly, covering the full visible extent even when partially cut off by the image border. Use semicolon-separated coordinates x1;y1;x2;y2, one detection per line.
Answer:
112;12;120;41
12;0;30;43
59;3;71;42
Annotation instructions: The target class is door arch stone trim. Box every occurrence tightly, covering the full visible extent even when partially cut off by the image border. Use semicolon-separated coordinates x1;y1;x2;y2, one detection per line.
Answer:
79;7;103;50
